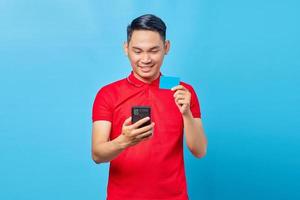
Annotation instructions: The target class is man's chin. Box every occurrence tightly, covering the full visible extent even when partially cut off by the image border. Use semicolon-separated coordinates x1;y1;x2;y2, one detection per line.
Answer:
135;71;158;81
138;70;154;77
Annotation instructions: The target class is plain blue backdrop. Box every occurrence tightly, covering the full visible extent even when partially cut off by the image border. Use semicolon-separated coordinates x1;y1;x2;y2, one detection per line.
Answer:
1;0;299;199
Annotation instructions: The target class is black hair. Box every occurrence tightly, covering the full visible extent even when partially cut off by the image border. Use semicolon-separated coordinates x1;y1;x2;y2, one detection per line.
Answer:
127;14;167;43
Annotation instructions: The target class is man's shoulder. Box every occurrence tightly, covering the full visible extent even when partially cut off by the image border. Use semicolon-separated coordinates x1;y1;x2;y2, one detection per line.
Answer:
96;77;128;94
103;77;127;89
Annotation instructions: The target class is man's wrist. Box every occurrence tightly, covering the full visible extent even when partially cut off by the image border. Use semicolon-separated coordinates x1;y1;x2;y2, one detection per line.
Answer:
113;135;127;151
182;109;193;119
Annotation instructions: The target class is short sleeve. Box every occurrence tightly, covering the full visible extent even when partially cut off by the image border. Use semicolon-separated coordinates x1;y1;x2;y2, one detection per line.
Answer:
92;87;113;122
183;83;201;118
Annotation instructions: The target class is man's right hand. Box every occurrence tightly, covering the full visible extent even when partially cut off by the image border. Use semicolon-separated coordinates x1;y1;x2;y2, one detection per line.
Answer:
116;116;155;149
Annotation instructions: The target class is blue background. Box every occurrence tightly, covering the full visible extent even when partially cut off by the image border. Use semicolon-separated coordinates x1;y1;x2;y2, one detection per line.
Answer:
1;0;299;199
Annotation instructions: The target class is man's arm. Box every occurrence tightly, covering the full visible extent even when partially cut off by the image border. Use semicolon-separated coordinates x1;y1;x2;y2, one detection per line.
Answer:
172;85;208;158
183;114;207;158
92;117;154;164
92;120;124;163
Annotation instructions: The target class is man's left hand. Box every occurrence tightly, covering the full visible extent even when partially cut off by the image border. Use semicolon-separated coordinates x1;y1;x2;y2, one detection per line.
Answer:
171;85;191;116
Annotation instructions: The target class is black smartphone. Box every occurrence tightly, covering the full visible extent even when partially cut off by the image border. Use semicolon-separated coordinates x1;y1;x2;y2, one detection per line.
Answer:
131;106;151;128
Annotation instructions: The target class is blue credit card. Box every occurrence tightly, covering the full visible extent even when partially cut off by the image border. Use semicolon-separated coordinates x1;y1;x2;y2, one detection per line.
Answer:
159;75;180;89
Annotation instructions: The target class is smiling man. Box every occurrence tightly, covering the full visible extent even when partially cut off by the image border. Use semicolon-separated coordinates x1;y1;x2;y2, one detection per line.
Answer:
92;14;207;200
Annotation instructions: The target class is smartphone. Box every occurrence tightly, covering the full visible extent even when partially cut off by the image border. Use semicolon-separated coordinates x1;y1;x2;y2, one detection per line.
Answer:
131;106;151;128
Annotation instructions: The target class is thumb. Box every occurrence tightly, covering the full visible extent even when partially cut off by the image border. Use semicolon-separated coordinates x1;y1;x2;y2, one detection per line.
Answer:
123;116;132;126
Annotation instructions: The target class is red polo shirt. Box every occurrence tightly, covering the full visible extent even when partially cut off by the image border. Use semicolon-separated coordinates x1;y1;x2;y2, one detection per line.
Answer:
92;72;201;200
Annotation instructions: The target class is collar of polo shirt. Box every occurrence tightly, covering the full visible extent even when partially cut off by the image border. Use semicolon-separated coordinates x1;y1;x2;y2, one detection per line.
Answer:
126;71;162;88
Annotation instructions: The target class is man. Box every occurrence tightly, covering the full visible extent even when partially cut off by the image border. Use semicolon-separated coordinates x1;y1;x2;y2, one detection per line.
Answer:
92;14;207;200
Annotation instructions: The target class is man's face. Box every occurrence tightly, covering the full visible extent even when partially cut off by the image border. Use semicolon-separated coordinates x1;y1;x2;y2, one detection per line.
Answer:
124;30;170;83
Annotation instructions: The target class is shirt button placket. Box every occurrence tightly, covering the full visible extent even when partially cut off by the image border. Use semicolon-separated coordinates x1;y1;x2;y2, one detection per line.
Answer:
146;85;150;103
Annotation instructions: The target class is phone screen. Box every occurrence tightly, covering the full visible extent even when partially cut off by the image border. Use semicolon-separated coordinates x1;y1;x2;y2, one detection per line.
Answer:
131;106;151;128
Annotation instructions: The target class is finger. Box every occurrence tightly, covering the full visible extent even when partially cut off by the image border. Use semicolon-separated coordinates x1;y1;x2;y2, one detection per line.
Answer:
175;95;185;101
135;129;153;140
175;98;185;105
177;99;188;105
171;84;183;91
131;122;155;137
132;117;151;129
139;133;153;142
139;135;152;142
171;85;186;91
173;90;185;97
128;140;139;147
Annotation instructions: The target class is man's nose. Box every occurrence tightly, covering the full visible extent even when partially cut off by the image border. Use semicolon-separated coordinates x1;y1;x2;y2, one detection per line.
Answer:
141;53;151;63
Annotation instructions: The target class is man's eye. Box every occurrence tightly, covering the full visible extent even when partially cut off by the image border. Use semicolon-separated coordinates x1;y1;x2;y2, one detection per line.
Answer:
151;50;159;53
134;51;141;54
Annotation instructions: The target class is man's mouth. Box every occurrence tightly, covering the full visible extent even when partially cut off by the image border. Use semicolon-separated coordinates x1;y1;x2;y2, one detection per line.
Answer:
139;65;154;72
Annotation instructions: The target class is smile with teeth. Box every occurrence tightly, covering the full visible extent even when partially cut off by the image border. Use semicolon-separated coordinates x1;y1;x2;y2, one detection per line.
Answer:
139;65;153;72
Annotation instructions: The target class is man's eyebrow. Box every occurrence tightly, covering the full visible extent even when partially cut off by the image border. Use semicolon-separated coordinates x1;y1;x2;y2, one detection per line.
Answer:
149;46;161;50
132;46;142;50
131;46;161;50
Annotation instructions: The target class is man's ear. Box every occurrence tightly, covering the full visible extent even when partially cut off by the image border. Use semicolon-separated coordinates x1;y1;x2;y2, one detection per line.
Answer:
123;42;129;56
164;40;170;55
